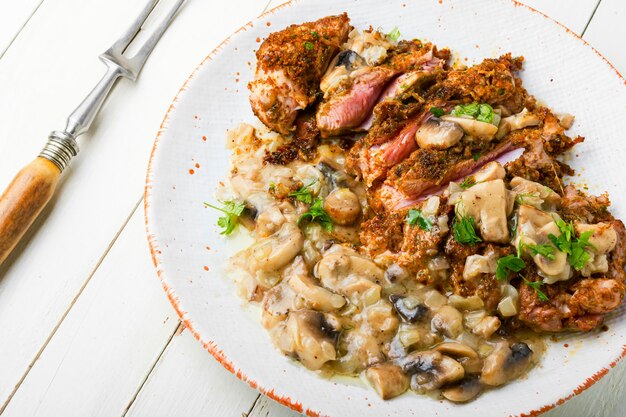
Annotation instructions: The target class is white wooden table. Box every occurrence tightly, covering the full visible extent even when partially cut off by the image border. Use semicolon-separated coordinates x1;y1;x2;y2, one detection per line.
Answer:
0;1;624;416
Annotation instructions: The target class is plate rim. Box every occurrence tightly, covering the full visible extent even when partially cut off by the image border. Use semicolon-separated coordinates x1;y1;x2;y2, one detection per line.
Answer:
144;1;626;416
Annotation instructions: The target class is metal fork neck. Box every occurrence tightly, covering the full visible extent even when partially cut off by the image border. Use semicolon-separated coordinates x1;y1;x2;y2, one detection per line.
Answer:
39;131;79;172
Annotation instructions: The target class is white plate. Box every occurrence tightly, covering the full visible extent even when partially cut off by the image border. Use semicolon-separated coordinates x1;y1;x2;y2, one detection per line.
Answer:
144;1;626;415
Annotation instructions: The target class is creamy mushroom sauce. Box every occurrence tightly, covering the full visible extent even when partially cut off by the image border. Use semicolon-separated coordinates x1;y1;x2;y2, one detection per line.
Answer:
221;123;553;403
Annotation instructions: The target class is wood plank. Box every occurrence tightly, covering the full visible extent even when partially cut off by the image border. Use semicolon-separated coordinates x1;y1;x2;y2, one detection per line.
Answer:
1;209;180;417
125;327;259;417
583;0;626;72
0;0;267;408
0;0;43;57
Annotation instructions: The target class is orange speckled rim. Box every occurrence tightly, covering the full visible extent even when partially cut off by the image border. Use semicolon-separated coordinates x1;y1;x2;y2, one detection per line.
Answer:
144;1;626;416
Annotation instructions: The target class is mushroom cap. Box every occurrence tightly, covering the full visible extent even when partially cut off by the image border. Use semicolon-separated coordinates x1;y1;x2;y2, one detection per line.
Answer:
324;188;361;226
390;294;429;323
399;350;465;392
460;179;510;243
282;309;341;370
481;342;533;386
442;376;482;402
366;362;410;400
441;115;498;140
415;118;464;150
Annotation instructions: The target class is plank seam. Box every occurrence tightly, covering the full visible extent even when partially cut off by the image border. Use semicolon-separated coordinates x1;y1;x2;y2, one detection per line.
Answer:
0;195;144;415
581;0;603;36
0;0;46;60
121;322;184;417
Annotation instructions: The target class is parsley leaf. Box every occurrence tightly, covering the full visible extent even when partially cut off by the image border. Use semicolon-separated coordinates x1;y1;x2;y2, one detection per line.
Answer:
289;179;318;204
387;26;401;41
522;242;556;260
204;200;246;236
496;255;526;280
298;198;333;231
429;107;445;117
521;275;549;302
472;152;481;161
303;41;314;50
453;213;482;245
452;103;495;124
406;209;433;231
548;219;594;270
311;30;319;38
459;177;476;189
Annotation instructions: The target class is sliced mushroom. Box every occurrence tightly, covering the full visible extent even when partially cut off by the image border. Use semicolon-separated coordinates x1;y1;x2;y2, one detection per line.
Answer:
366;362;410;400
460;179;510;243
261;281;296;329
463;253;497;282
315;246;384;298
365;300;400;335
390;294;429;323
324;188;361;226
515;205;571;283
442;375;482;402
245;222;304;272
472;161;506;183
496;108;541;139
441;115;498;140
434;342;479;359
287;258;346;312
279;309;341;371
399;350;465;392
481;342;533;386
415;118;464;150
510;177;560;210
432;305;463;338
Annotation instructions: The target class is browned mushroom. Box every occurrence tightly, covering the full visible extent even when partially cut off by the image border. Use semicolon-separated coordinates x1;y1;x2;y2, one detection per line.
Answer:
366;362;410;400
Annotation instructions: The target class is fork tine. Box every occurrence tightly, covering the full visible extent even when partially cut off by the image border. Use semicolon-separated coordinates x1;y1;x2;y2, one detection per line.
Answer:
108;0;160;55
126;0;185;72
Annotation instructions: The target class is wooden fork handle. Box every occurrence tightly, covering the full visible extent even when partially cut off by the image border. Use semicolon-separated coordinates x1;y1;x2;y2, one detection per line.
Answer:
0;157;61;265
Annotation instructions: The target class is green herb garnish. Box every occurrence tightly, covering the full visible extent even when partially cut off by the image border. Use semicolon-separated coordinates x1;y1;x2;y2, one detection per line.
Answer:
472;152;481;161
304;41;314;50
459;177;475;189
268;182;276;191
523;242;556;260
453;213;482;245
289;179;318;204
452;103;495;124
387;26;401;41
311;30;319;38
204;200;246;236
548;219;594;270
521;275;549;301
298;197;333;231
496;254;526;281
406;209;433;231
429;107;445;117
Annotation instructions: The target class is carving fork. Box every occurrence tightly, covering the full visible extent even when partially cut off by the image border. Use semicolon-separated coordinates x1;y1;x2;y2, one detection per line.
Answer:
0;0;185;265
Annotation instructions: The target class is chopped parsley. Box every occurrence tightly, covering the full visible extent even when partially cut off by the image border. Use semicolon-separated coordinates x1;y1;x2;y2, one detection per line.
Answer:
521;275;549;302
548;219;594;270
522;242;556;260
298;197;333;231
387;27;401;41
311;30;319;38
289;179;318;204
459;177;476;189
268;182;276;191
303;41;314;50
406;209;432;231
472;152;481;161
452;103;495;124
496;254;526;281
453;213;482;245
204;200;246;236
429;107;445;117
